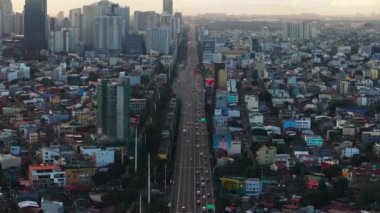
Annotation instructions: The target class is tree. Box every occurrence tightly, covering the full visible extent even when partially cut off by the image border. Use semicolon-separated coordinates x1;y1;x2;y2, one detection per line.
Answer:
332;177;348;199
323;165;340;181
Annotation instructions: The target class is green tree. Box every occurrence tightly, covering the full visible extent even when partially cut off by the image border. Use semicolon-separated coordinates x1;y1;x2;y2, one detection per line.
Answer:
332;177;348;199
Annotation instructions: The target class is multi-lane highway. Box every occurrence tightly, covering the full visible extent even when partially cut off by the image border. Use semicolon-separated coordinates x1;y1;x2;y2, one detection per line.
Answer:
171;26;215;213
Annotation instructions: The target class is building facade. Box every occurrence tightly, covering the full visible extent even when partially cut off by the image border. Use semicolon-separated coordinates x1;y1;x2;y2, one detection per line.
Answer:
146;26;170;54
24;0;47;53
97;78;131;142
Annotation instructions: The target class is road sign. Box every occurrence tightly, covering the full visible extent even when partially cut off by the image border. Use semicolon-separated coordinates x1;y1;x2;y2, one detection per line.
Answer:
207;204;215;209
201;117;206;123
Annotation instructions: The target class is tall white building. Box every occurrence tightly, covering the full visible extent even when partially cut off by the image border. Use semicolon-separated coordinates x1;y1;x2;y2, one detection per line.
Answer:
147;26;170;54
49;29;70;53
94;15;124;53
82;1;129;51
170;12;182;45
0;0;12;36
283;22;311;40
10;12;23;35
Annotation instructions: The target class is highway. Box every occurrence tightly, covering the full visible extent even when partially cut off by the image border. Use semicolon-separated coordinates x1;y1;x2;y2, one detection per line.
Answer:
171;25;215;213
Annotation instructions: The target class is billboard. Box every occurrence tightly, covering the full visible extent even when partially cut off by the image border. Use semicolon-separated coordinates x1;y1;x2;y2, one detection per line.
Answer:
213;133;232;152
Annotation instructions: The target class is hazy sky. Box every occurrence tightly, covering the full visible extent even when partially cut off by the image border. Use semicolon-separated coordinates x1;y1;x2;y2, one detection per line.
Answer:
12;0;380;16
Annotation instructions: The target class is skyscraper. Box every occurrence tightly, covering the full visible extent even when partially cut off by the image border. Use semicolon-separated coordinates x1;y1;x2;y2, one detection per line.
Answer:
163;0;173;16
146;26;170;54
24;0;47;54
97;78;131;142
0;0;13;36
94;15;124;53
82;1;129;51
134;11;157;32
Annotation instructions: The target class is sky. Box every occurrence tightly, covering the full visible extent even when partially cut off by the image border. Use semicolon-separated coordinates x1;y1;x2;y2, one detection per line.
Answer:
12;0;380;16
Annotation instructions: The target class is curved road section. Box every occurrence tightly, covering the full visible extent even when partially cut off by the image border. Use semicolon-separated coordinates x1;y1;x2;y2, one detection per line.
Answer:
171;26;215;213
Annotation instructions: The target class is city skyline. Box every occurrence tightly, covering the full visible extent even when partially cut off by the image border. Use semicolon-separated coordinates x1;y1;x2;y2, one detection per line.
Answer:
12;0;380;16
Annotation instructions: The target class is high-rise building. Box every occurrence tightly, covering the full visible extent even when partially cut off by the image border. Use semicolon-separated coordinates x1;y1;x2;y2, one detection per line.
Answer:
0;0;13;36
283;22;311;40
69;8;82;39
146;26;170;54
163;0;173;16
82;1;129;51
170;12;182;44
10;12;23;35
97;78;131;142
125;34;146;55
24;0;47;54
134;11;157;32
94;15;124;53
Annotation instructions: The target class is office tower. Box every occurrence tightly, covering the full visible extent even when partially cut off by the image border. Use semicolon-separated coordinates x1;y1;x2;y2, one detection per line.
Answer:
283;22;311;40
0;0;12;36
11;12;23;35
47;17;56;33
134;11;157;32
97;79;131;142
24;0;47;54
125;34;146;55
146;26;170;54
163;0;173;16
94;15;124;53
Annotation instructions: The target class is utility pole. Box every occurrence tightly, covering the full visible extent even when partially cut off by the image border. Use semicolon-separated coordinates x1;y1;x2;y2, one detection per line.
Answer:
164;163;167;193
148;152;151;205
139;193;142;213
135;127;138;172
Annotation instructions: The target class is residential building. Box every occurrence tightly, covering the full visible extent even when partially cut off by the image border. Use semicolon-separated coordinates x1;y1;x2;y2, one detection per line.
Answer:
64;161;96;186
24;0;47;53
97;78;131;142
130;99;147;114
256;145;277;165
0;0;13;36
339;80;351;95
245;178;262;197
283;22;311;40
146;26;170;54
94;15;124;53
29;164;66;189
304;135;324;147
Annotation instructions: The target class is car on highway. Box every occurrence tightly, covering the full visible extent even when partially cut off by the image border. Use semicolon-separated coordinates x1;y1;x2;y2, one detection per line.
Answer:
202;206;207;211
200;152;203;156
196;144;200;148
207;193;211;197
196;190;200;195
196;181;199;185
186;140;190;143
190;157;193;162
205;170;209;174
206;178;210;182
183;129;187;134
201;182;205;187
195;170;200;174
202;195;206;199
182;206;186;211
197;200;200;205
200;177;204;181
